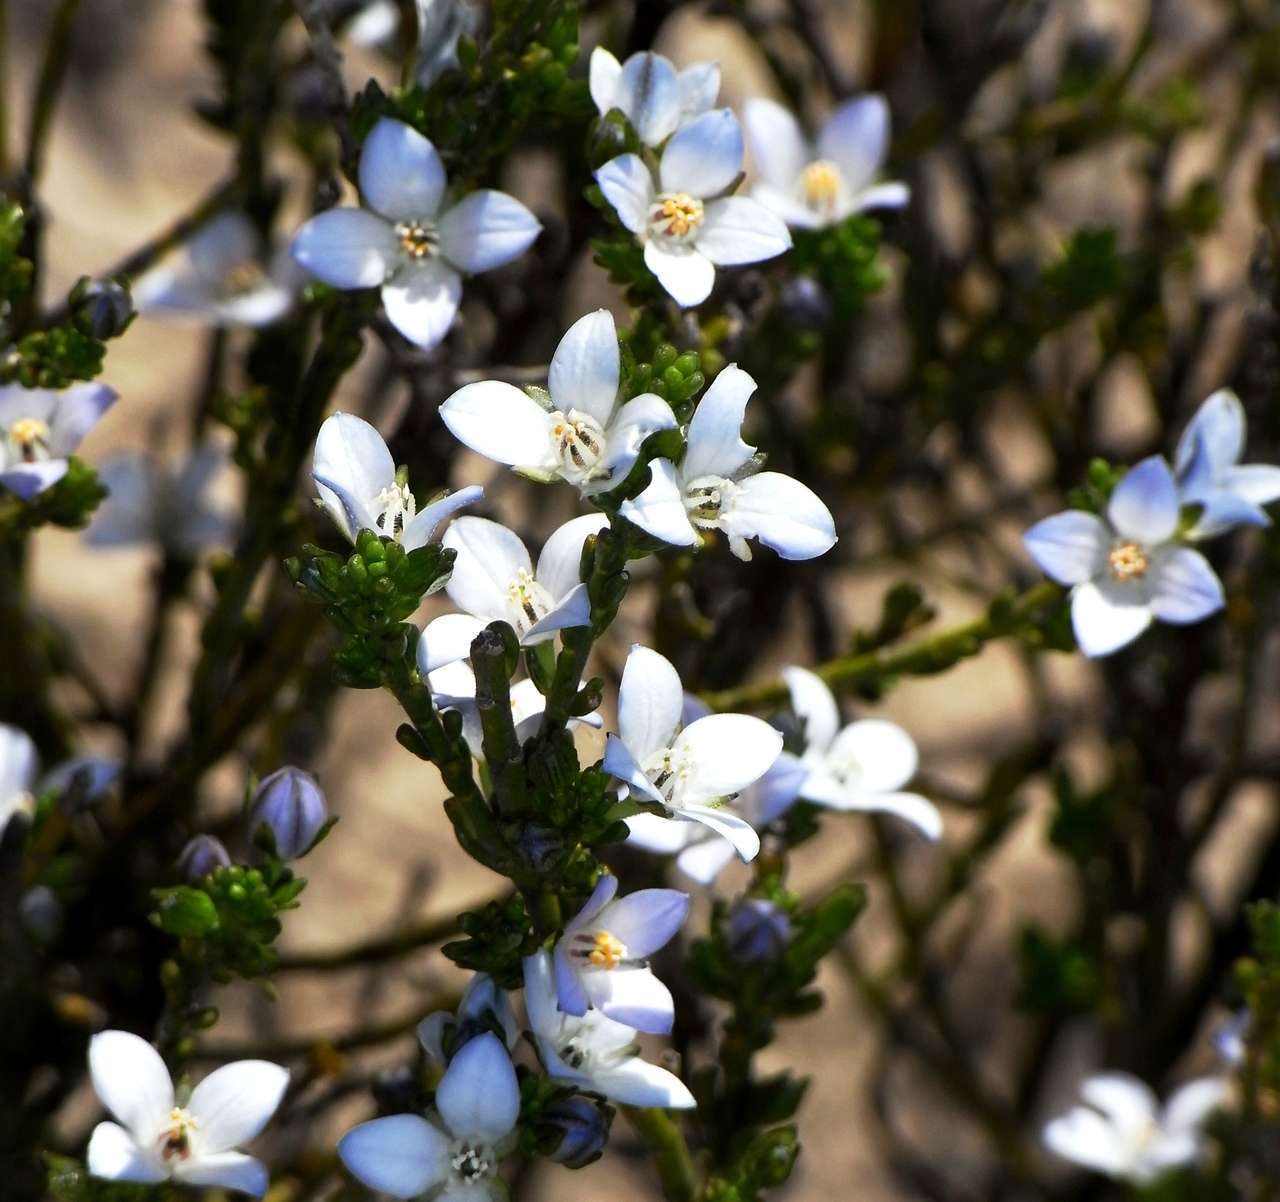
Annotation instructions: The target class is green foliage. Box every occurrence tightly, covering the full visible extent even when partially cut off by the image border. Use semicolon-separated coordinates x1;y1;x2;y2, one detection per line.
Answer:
43;1154;156;1202
443;893;531;988
0;198;33;312
621;338;707;419
789;216;887;321
703;1126;801;1202
1016;925;1104;1015
0;457;107;538
851;582;938;654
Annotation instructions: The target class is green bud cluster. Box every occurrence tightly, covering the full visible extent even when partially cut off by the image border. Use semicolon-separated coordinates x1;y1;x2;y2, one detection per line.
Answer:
788;215;887;321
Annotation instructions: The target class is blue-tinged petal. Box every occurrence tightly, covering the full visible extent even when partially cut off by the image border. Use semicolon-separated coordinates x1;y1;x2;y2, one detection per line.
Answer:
1;460;68;499
436;1032;519;1143
1187;491;1269;539
338;1114;448;1199
675;835;737;885
48;383;118;456
359;118;447;222
1148;547;1224;624
1023;510;1108;584
588;46;622;117
401;483;483;550
676;61;720;121
1174;389;1244;480
1108;456;1179;544
553;947;591;1016
1070;579;1152;658
604;733;665;805
600;888;690;957
1222;463;1280;507
616;51;681;146
591;966;675;1034
742;98;809;191
660;108;744;198
818;95;890;193
174;1152;269;1197
188;212;260;282
381;259;461;349
291;209;398;288
696;197;792;268
438;190;541;274
847;181;910;215
595;155;654;234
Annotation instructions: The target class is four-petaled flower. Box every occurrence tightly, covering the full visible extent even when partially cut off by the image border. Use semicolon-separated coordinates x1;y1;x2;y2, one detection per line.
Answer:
440;308;677;494
292;117;541;349
743;95;909;229
524;950;695;1108
553;873;689;1034
619;364;836;561
312;411;481;549
603;645;781;865
418;972;520;1064
86;1029;288;1197
338;1032;519;1201
1042;1071;1228;1184
595;109;791;307
1024;456;1225;658
784;666;941;839
0;722;38;833
589;47;719;147
0;382;117;499
1174;388;1280;538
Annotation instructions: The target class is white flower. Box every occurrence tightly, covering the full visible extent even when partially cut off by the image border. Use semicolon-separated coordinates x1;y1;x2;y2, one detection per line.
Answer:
783;666;941;839
86;444;235;558
134;213;298;328
743;95;909;229
418;973;520;1064
625;694;807;885
86;1030;288;1197
338;1032;519;1201
1215;1010;1249;1066
1174;388;1280;538
603;645;781;865
292;117;541;349
344;0;401;48
311;411;481;549
523;950;695;1108
440;309;677;495
589;47;720;147
595;109;791;307
0;723;38;832
0;382;117;499
417;514;608;673
1024;455;1225;658
553;873;689;1034
618;364;836;561
1043;1072;1228;1184
412;0;484;86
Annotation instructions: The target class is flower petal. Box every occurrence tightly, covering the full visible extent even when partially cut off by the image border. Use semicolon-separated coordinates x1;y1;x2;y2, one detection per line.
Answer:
619;458;699;545
536;513;610;602
625;811;695;854
1162;1077;1229;1135
600;393;678;481
596;155;654;234
338;1114;449;1199
418;613;489;674
48;383;118;457
175;1152;269;1197
677;61;720;120
312;412;392;541
1223;463;1280;506
697;197;792;267
721;470;836;560
1023;510;1109;585
848;181;911;214
593;966;676;1034
523;582;592;642
588;46;622;116
818;95;890;193
742;750;808;825
1043;1108;1131;1176
676;713;783;801
1071;579;1153;658
291;208;398;288
604;733;665;804
592;1055;697;1109
436;1032;520;1143
439;190;541;274
751;182;823;229
1080;1073;1159;1142
440;379;557;470
841;790;943;839
676;803;761;862
1175;389;1244;481
601;888;690;957
188;1060;288;1153
1108;455;1179;544
401;483;484;550
443;516;532;620
827;719;919;793
1148;547;1224;625
675;835;738;885
86;1122;166;1184
88;1030;174;1137
660;108;744;197
548;309;619;424
188;212;260;281
381;259;462;350
683;364;757;480
742;98;809;190
618;644;684;763
0;460;68;499
615;51;681;146
359;118;447;222
644;240;714;307
0;723;38;800
781;666;840;754
554;945;592;1017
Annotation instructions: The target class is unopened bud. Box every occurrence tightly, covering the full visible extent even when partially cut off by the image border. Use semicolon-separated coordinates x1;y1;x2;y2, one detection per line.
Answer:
71;277;134;340
779;275;831;329
536;1094;613;1167
727;898;793;963
176;834;231;882
249;767;328;860
19;885;62;943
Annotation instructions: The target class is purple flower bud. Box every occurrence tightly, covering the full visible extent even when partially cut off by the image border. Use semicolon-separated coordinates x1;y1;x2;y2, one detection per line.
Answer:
249;766;328;860
727;898;793;963
176;834;231;882
537;1094;613;1168
72;278;134;340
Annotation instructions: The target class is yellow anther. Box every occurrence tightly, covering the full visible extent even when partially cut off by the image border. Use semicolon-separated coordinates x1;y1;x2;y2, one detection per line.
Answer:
1107;541;1149;582
222;261;264;295
651;192;703;239
588;930;626;970
9;417;50;450
395;221;437;259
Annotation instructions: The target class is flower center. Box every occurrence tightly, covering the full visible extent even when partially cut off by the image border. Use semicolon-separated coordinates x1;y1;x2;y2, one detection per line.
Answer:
1108;541;1149;582
395;220;439;260
371;482;417;540
549;409;608;480
222;261;266;296
648;192;704;242
506;567;554;634
569;928;628;971
641;746;690;805
157;1108;199;1162
683;474;736;530
7;417;51;463
801;159;843;211
449;1140;495;1182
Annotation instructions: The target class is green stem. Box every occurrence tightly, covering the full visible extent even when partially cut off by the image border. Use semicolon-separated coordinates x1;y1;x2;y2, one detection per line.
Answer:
624;1107;699;1202
23;0;82;184
470;623;527;817
701;580;1063;711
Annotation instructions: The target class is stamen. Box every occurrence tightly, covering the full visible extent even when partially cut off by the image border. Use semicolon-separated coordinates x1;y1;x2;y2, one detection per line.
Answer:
1108;541;1149;582
549;410;608;482
8;417;51;463
648;192;705;242
587;930;626;970
684;474;736;530
801;159;843;211
449;1142;493;1182
222;261;265;296
395;220;439;260
158;1108;199;1162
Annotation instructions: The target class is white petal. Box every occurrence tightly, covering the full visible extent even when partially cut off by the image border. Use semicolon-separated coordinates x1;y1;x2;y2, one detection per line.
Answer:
676;803;761;862
722;471;836;560
660;109;744;197
213;284;295;327
522;951;562;1037
618;644;684;763
643;241;716;308
443;516;532;620
88;1030;174;1137
313;412;394;545
1081;1073;1160;1141
523;581;593;642
841;790;943;839
626;811;696;854
175;1152;269;1197
1162;1077;1229;1134
675;713;782;801
0;723;39;800
188;1060;289;1153
359;118;446;222
86;1122;166;1184
1223;463;1280;506
1043;1109;1130;1176
593;1056;696;1109
548;309;619;424
827;719;919;793
596;155;654;234
382;259;462;350
742;98;809;189
188;212;260;281
338;1114;449;1199
604;733;665;805
601;394;678;479
615;51;681;146
1148;547;1224;625
589;46;622;116
1023;510;1110;585
751;182;824;229
401;483;484;550
1107;455;1179;544
818;95;890;193
697;197;792;267
848;181;911;216
440;380;556;469
619;458;699;546
682;364;757;480
439;191;541;274
593;967;676;1034
536;513;609;602
291;208;397;288
436;1032;520;1143
601;888;690;957
675;835;737;885
677;61;720;120
1175;389;1244;480
1071;580;1153;658
781;666;839;754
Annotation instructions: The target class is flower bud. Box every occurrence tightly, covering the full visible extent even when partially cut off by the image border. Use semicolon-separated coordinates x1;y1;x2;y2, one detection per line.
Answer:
248;766;328;860
20;885;63;942
536;1094;613;1168
176;834;231;882
779;275;830;330
727;898;793;963
71;277;134;339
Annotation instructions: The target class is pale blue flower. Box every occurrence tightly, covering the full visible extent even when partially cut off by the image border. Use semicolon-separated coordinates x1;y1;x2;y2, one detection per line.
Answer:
589;47;720;147
0;383;117;499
